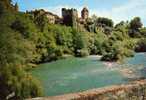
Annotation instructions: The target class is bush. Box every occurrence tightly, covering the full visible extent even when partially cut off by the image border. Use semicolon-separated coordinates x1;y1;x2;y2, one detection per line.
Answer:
123;48;134;57
101;49;124;62
101;40;135;62
0;65;43;100
72;29;89;56
101;53;116;61
54;47;64;59
93;31;108;55
135;38;146;52
76;48;89;57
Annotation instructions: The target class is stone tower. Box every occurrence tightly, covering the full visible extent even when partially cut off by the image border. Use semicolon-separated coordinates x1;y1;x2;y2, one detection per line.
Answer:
81;7;89;20
62;8;78;27
14;2;19;11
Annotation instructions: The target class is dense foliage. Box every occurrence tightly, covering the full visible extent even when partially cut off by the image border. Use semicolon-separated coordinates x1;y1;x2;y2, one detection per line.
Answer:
0;1;43;100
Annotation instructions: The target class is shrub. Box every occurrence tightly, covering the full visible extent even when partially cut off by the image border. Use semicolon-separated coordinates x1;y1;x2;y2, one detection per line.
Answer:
0;65;43;100
135;38;146;52
93;31;108;55
72;29;89;56
54;47;64;59
101;40;135;62
76;48;89;57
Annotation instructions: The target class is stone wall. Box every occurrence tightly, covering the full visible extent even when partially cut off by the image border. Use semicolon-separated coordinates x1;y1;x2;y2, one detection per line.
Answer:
62;8;78;27
27;79;146;100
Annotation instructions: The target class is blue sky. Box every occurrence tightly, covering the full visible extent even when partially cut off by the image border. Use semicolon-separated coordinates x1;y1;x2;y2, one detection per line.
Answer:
12;0;146;26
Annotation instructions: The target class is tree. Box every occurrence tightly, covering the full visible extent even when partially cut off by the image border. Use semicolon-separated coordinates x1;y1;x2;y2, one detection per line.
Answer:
101;41;134;61
135;38;146;52
96;17;114;27
95;17;113;35
72;29;89;57
140;27;146;37
129;17;143;37
130;17;142;30
0;5;43;99
0;26;43;100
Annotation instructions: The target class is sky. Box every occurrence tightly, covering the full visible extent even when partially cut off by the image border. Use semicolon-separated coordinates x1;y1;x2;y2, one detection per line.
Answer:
12;0;146;26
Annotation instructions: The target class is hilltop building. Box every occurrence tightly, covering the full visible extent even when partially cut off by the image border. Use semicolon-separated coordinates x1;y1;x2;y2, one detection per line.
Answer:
81;7;89;20
14;3;19;11
62;8;78;27
45;11;60;24
61;7;92;30
27;9;60;24
27;7;92;30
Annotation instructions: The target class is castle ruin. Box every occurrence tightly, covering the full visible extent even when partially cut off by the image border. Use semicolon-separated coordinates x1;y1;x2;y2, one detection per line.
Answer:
61;7;90;28
27;7;91;29
62;8;78;27
81;7;89;20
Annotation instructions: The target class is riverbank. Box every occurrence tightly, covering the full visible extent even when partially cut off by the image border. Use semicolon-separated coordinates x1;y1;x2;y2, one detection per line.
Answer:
27;79;146;100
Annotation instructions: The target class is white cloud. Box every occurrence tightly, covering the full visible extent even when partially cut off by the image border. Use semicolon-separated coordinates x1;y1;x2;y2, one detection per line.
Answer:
90;0;146;25
40;0;146;25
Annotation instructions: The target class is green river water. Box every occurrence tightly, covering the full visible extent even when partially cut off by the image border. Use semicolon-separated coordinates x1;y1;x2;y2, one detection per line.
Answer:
31;53;146;96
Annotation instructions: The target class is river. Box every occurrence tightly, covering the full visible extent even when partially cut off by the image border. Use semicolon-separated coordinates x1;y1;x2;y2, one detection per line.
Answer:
31;53;146;96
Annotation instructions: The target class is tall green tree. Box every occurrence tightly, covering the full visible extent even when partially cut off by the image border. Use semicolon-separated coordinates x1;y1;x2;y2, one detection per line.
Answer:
96;17;114;27
129;17;143;37
0;26;43;100
130;17;142;30
0;2;43;99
